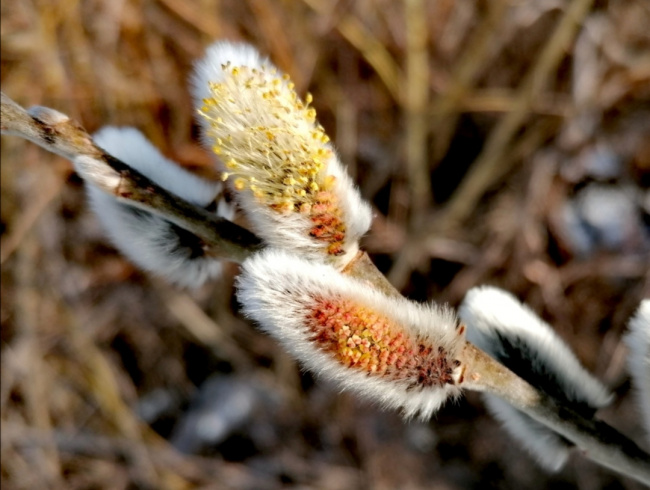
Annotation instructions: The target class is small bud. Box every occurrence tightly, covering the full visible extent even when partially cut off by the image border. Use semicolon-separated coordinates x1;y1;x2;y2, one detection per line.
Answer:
87;127;232;287
624;300;650;441
237;249;466;419
27;106;70;125
459;286;612;470
191;42;372;268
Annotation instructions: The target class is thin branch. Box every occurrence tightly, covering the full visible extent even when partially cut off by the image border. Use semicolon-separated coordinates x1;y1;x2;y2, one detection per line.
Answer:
404;0;432;223
344;251;650;484
1;92;262;263
460;344;650;484
3;92;649;485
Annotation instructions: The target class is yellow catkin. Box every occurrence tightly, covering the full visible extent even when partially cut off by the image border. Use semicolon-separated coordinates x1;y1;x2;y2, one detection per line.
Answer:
199;62;348;255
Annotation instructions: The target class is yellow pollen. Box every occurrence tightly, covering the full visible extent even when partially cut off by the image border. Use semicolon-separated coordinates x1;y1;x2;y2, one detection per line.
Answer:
283;177;297;186
199;60;346;257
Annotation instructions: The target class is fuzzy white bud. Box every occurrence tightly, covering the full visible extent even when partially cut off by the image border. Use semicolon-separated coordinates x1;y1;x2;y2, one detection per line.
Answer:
237;249;466;420
87;126;232;287
625;300;650;441
459;285;612;470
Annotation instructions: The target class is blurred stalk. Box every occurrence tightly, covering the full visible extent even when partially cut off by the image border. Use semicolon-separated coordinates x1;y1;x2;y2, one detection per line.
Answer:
14;234;62;487
404;0;432;225
389;0;595;288
429;0;510;163
437;0;595;233
302;0;402;100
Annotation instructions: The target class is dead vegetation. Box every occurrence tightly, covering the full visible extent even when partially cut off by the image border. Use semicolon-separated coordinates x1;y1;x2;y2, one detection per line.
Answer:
1;0;649;488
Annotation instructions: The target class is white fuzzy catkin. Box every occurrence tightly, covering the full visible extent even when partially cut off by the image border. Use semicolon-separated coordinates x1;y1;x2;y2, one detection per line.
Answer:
85;126;231;287
237;249;466;420
459;285;612;471
191;41;372;268
625;300;650;441
481;394;572;471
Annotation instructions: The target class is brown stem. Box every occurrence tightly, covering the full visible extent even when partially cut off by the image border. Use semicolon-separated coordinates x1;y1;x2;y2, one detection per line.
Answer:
346;251;650;484
1;92;262;263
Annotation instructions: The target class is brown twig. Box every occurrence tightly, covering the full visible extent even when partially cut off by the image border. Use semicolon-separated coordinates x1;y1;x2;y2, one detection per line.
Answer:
1;92;262;264
404;0;432;224
460;343;650;483
344;251;650;485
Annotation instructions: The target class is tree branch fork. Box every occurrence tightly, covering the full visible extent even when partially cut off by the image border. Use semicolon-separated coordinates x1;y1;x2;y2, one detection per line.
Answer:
2;92;648;484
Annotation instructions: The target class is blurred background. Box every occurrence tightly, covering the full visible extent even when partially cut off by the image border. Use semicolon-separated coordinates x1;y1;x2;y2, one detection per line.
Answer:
1;0;649;488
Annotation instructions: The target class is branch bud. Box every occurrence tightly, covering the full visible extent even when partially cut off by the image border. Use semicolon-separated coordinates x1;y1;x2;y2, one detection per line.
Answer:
237;249;465;419
192;42;372;268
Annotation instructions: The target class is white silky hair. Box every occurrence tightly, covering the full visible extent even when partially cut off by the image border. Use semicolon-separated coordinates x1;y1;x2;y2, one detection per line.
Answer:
482;394;572;471
85;126;231;287
231;147;372;267
190;41;268;112
459;285;613;471
237;249;465;420
190;41;372;267
625;300;650;441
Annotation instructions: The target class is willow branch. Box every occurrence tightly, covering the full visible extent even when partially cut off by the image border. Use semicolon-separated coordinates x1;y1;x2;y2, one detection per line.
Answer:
1;92;262;263
3;92;649;484
343;252;650;484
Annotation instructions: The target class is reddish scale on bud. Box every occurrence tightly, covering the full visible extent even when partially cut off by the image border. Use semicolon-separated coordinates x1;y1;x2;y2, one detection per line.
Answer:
308;186;347;256
306;298;458;388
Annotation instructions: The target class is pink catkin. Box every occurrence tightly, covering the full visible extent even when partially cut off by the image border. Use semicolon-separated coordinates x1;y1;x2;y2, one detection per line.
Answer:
306;297;459;389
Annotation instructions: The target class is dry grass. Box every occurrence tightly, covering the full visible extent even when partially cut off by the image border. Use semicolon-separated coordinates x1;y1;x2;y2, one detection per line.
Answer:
2;0;649;488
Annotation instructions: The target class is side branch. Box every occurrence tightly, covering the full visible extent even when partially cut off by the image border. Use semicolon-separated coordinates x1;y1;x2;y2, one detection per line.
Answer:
460;343;650;484
344;252;650;484
1;92;262;263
